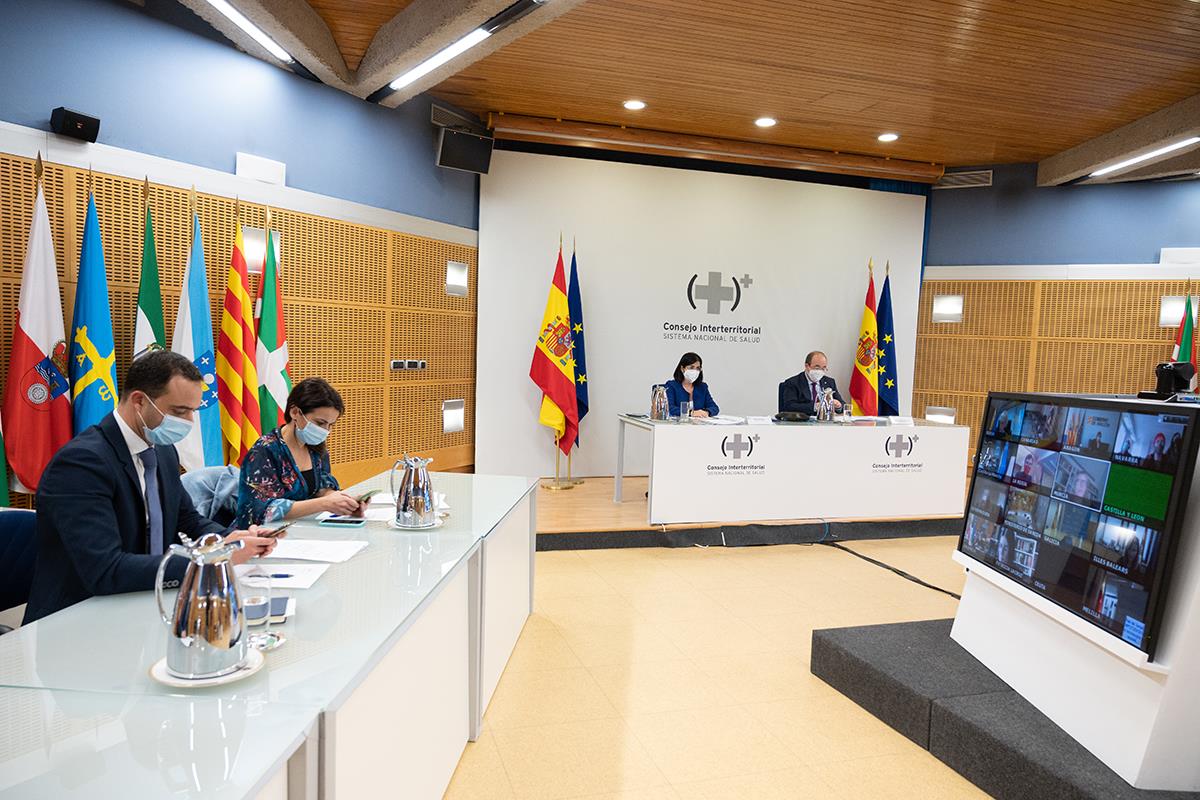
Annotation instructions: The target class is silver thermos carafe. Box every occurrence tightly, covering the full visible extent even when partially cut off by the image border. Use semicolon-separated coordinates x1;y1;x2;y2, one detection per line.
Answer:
391;454;437;528
155;534;248;679
650;385;670;420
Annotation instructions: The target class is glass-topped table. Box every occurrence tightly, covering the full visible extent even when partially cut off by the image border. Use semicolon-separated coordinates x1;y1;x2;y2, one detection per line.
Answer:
0;471;537;800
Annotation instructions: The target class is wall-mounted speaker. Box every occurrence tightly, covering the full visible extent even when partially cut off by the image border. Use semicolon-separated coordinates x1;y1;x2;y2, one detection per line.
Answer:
437;128;493;174
50;107;100;143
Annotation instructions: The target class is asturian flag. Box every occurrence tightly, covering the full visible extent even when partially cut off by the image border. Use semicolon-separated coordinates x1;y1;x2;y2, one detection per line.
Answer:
877;263;901;417
68;193;119;433
172;214;223;471
216;223;261;466
849;261;879;417
133;193;167;359
566;248;588;444
255;228;291;430
529;246;579;455
3;179;71;492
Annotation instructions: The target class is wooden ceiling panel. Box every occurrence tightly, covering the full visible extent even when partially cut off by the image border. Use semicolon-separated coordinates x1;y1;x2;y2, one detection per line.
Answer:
308;0;417;71
432;0;1200;166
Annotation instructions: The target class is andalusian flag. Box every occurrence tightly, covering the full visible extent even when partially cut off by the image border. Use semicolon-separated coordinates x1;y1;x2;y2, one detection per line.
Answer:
255;228;291;430
849;261;879;416
133;194;166;359
69;193;119;432
529;246;579;455
216;223;261;466
877;263;900;417
1171;290;1197;392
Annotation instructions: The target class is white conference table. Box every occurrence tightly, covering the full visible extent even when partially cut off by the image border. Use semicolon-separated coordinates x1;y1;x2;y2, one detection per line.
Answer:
0;471;536;800
615;414;970;525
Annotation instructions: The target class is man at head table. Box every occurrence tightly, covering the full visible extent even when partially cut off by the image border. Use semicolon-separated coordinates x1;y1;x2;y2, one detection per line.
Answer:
23;350;278;624
779;350;845;416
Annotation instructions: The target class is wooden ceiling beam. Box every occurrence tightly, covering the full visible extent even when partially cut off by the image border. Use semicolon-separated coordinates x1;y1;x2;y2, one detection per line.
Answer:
490;115;945;183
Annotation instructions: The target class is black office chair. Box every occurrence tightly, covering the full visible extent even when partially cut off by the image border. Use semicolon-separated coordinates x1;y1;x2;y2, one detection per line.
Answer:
0;509;37;634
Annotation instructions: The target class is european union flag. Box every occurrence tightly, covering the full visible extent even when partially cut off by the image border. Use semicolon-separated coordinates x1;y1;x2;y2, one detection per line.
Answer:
69;194;119;432
567;250;588;443
877;269;900;417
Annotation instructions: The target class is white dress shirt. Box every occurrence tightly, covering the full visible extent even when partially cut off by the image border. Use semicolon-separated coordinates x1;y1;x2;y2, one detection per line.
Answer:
112;410;150;521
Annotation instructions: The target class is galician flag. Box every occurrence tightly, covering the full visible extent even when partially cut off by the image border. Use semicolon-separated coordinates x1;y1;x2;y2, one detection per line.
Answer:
171;213;223;471
255;228;291;430
216;222;261;466
133;192;166;358
2;177;71;493
1171;290;1197;392
876;263;900;417
68;193;119;432
529;246;579;455
849;261;879;417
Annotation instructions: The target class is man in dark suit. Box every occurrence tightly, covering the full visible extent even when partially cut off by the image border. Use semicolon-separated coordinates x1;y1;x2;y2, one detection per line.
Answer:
24;350;276;624
779;350;845;416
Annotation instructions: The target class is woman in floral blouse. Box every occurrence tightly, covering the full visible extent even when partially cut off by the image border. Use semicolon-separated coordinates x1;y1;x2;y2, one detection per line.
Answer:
236;377;364;526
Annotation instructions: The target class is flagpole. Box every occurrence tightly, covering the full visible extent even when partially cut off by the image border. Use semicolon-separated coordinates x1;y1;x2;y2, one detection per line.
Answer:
541;435;576;491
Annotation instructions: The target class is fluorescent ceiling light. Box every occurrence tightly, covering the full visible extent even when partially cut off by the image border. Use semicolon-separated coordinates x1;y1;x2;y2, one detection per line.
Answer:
202;0;293;63
1089;136;1200;178
877;132;899;142
390;28;491;90
623;99;646;110
755;117;777;128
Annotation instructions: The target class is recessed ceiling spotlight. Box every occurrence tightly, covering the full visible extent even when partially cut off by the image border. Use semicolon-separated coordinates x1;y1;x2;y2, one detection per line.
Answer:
623;99;646;110
878;132;900;142
755;117;777;128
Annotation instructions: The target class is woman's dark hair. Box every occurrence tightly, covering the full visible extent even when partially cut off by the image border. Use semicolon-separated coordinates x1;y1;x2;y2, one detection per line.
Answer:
673;352;704;384
285;378;345;452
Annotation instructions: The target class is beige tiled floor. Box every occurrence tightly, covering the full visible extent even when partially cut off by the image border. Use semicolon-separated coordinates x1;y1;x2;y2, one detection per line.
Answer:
445;536;990;800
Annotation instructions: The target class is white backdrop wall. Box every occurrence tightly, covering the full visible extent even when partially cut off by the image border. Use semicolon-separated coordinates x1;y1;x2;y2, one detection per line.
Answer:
477;150;926;478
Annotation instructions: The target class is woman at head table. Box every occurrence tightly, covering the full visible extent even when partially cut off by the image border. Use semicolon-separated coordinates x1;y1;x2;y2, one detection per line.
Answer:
236;377;365;527
664;351;719;418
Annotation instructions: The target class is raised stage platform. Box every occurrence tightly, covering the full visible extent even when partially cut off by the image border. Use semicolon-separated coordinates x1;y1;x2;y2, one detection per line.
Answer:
810;619;1200;800
536;476;964;549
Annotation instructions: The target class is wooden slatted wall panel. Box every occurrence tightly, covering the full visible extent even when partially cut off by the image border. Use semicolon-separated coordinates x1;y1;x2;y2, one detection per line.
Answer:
0;153;477;499
914;278;1183;470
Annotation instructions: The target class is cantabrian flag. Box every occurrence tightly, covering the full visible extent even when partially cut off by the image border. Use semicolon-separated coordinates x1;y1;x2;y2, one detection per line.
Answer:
255;227;291;430
529;247;579;455
1171;289;1197;392
849;262;879;416
216;223;261;466
3;175;71;493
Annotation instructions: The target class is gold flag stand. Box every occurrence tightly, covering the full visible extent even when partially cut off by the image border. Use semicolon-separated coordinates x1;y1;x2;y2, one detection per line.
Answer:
541;437;576;491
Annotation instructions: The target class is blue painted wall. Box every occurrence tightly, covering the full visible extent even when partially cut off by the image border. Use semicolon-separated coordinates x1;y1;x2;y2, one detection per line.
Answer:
0;0;478;230
927;163;1200;265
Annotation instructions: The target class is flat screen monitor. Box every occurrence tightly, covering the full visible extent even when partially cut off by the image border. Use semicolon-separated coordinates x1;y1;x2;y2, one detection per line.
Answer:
960;392;1200;658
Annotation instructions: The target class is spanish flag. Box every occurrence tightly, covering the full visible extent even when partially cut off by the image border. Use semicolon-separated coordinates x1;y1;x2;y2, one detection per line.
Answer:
849;262;879;416
530;247;579;455
216;222;262;466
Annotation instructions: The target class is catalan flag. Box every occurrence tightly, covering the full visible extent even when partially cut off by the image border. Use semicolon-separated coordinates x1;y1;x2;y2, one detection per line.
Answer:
216;222;261;466
849;261;879;416
529;246;579;455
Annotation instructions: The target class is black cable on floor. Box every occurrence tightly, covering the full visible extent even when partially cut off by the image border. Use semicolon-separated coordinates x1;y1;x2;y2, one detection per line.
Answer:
820;540;962;600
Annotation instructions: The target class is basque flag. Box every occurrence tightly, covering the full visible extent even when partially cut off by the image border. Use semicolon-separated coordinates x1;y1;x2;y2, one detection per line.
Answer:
566;249;588;443
171;213;223;471
877;264;900;417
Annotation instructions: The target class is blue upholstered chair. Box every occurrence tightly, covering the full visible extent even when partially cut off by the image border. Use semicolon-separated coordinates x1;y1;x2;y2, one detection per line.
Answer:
0;509;37;634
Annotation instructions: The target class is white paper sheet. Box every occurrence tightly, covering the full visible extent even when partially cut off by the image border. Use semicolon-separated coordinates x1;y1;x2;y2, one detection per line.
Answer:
236;563;329;590
265;539;368;563
695;415;744;425
745;415;775;425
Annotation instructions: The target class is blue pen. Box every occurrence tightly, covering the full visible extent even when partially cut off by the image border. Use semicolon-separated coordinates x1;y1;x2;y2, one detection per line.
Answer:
268;573;293;579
